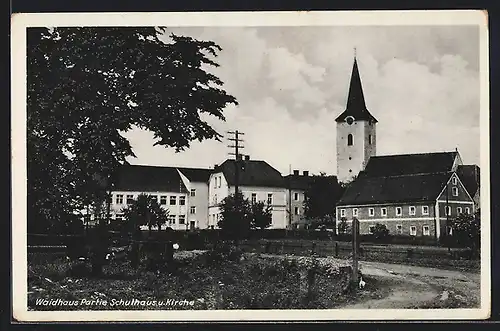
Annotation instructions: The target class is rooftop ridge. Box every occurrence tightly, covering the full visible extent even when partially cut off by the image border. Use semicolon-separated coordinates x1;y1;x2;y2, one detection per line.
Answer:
371;150;458;158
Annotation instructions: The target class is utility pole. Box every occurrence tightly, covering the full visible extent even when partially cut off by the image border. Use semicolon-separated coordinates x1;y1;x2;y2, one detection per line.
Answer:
227;130;245;196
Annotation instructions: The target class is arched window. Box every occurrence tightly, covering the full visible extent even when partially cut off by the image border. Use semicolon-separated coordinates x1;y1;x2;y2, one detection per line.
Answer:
347;134;353;146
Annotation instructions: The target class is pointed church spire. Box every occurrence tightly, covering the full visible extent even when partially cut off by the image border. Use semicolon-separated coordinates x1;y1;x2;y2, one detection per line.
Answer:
346;56;367;111
335;54;378;123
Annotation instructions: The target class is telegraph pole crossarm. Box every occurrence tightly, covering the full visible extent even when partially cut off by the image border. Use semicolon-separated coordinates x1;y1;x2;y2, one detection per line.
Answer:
226;130;245;196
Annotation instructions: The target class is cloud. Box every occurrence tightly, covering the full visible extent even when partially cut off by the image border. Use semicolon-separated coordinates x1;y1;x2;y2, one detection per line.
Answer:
125;26;481;175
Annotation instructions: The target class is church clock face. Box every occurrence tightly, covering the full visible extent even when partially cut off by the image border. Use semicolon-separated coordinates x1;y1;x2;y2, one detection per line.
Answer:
346;116;354;125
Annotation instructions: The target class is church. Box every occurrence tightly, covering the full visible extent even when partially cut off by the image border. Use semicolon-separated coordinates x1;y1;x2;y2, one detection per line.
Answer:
334;56;480;240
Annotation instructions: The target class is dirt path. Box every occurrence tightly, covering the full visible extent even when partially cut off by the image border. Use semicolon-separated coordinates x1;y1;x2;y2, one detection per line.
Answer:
340;260;480;309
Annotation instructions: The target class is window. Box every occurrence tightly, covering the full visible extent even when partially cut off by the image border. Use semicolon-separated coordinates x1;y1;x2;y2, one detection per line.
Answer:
267;193;273;205
396;225;403;234
251;193;257;204
179;196;186;206
170;196;177;205
457;207;462;214
452;187;459;196
294;192;299;201
126;194;134;204
168;214;176;225
368;208;375;216
294;207;299;215
115;213;124;221
160;196;167;205
218;177;221;188
446;206;452;216
214;194;218;204
347;134;353;146
422;206;429;215
190;189;196;197
353;208;358;217
465;207;470;214
396;207;402;216
448;226;453;235
150;195;157;203
115;194;124;204
423;225;430;236
190;206;196;214
179;215;186;225
409;206;416;216
452;177;458;185
369;134;372;145
410;226;417;236
369;225;375;234
340;209;346;217
381;207;387;217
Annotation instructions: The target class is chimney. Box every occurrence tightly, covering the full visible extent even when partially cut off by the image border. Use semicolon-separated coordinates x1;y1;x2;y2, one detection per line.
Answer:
213;164;218;169
293;170;299;176
303;171;309;176
244;155;250;161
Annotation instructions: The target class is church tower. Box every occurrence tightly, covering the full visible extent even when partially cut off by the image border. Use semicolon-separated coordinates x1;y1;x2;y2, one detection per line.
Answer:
335;56;378;183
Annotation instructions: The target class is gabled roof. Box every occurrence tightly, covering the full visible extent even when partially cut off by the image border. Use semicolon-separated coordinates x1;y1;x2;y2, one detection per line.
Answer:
335;58;378;123
337;171;452;206
457;164;480;196
113;165;188;193
178;167;213;183
215;159;285;188
363;151;459;178
284;174;312;190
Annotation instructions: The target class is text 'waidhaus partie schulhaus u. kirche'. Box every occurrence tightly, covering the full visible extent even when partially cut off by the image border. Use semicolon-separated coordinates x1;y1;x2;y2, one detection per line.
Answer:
87;56;480;240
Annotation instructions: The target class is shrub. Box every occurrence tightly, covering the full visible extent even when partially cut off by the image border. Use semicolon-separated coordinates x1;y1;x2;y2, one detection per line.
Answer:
370;223;390;241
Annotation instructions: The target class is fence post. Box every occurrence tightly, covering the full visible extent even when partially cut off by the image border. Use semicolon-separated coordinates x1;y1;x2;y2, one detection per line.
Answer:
335;242;339;257
311;242;316;256
352;218;360;286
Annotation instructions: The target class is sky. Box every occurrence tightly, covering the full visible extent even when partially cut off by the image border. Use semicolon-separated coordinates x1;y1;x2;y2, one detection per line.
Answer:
122;25;481;175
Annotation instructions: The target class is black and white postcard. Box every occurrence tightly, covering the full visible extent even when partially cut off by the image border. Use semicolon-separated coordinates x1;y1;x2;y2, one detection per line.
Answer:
11;10;490;321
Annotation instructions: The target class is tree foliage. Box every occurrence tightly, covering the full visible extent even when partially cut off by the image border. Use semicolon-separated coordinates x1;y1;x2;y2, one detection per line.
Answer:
27;27;237;232
121;194;169;235
337;217;350;234
303;173;344;227
218;192;252;241
218;193;274;240
450;209;480;251
250;201;273;230
370;223;390;241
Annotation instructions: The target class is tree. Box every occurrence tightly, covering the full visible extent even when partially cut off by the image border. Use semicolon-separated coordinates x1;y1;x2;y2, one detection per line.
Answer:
303;173;345;228
27;27;237;233
121;194;169;268
122;194;169;236
217;192;252;244
370;223;390;241
250;201;273;230
450;209;480;253
337;217;350;235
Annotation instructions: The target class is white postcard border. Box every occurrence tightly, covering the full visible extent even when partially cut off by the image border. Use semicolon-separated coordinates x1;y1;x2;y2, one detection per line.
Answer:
11;10;490;322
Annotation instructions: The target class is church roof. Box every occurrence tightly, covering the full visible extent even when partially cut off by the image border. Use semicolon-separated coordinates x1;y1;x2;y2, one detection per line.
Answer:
337;171;452;206
363;151;459;178
335;58;378;123
456;164;480;197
